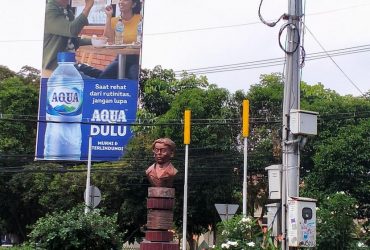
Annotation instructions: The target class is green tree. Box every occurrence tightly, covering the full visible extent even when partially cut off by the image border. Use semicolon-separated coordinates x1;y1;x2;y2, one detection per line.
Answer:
140;66;209;116
244;73;284;217
0;65;16;81
154;86;243;249
300;82;370;140
0;76;39;157
246;73;284;169
16;65;41;85
305;119;370;219
117;69;245;248
28;205;123;250
0;74;40;241
0;163;86;241
315;192;359;249
215;215;276;250
109;134;152;243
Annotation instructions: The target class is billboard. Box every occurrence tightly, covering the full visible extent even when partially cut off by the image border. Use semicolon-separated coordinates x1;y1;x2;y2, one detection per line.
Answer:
36;0;144;161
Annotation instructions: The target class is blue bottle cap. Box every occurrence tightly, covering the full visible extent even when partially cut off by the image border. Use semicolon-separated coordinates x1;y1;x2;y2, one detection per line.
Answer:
57;52;75;62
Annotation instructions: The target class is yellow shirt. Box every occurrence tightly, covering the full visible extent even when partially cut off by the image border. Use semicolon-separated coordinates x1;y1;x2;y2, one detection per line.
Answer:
111;14;141;44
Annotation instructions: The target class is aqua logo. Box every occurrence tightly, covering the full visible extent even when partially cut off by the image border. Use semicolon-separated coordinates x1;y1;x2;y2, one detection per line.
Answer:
51;92;79;104
46;87;83;116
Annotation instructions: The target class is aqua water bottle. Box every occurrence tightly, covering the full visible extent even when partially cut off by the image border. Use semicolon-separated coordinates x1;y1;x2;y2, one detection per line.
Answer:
115;18;124;45
44;52;83;160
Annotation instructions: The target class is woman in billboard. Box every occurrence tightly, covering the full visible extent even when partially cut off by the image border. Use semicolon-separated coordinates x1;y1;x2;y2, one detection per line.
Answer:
100;0;142;80
104;0;142;44
77;0;142;80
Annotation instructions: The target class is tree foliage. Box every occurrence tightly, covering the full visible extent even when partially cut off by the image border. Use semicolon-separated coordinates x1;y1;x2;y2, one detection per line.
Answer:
28;205;123;250
304;119;370;219
16;66;41;85
0;65;16;81
0;64;369;248
315;192;359;249
122;71;246;248
0;163;85;240
215;215;276;250
246;73;284;170
0;77;39;156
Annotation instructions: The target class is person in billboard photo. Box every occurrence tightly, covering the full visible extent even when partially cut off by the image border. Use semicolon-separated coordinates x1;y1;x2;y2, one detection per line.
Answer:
104;0;142;45
42;0;95;78
76;0;142;80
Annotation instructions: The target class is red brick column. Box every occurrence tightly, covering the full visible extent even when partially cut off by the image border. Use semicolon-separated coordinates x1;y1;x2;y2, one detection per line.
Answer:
140;187;179;250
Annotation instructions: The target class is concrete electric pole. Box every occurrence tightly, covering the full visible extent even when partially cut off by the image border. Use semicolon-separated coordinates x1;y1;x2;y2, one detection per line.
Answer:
281;0;303;249
261;1;318;248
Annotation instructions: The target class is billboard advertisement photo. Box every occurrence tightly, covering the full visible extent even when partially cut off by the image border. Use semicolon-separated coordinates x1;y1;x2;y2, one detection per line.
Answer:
36;0;144;161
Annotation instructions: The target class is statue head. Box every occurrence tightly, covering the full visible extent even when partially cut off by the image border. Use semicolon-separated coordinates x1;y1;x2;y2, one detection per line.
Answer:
152;138;176;164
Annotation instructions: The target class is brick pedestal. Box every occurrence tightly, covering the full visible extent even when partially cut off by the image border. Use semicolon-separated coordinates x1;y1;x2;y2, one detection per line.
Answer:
141;241;178;250
145;231;174;242
140;187;179;250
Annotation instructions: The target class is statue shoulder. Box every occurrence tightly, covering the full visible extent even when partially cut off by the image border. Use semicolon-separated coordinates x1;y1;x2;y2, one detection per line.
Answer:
145;163;156;175
168;163;178;175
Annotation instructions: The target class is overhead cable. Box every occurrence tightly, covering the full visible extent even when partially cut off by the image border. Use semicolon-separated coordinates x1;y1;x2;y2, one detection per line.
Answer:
304;24;366;97
174;44;370;75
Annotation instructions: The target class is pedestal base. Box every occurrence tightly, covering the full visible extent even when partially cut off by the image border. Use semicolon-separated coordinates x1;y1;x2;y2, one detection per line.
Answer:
141;187;178;250
140;241;179;250
145;231;174;242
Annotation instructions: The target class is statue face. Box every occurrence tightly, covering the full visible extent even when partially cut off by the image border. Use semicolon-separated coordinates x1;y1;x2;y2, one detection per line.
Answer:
153;142;172;164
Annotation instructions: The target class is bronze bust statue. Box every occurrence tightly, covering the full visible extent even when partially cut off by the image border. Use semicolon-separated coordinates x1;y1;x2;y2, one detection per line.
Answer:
146;138;178;187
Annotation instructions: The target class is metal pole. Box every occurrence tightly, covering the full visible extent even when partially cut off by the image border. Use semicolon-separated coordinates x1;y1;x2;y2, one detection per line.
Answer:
182;144;189;250
242;137;248;216
118;54;126;79
226;204;229;220
281;0;302;248
242;100;249;217
84;136;93;214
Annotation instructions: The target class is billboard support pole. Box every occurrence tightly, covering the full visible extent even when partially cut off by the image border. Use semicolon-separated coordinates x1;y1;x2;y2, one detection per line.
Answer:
118;54;126;79
84;136;93;214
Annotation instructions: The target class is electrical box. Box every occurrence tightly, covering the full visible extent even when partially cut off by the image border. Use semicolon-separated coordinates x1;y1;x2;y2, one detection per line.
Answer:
287;197;317;248
266;203;281;237
290;110;318;135
265;165;282;200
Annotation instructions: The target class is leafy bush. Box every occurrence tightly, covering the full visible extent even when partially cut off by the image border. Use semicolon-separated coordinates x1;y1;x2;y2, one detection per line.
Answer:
0;246;33;250
28;204;123;250
215;215;276;250
316;192;367;249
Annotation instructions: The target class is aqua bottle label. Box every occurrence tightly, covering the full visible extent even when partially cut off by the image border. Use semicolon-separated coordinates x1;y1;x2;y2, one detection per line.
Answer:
46;85;83;117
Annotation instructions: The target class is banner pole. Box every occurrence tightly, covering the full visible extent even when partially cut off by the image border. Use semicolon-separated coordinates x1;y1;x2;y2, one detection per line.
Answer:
84;136;92;214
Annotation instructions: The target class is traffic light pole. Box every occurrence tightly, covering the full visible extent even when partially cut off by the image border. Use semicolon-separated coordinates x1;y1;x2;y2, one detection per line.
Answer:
281;0;303;249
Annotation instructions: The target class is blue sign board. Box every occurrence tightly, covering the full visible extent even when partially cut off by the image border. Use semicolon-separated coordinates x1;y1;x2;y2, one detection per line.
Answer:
36;78;138;161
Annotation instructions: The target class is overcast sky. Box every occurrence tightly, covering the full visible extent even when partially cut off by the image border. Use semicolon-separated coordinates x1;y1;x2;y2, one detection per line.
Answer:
0;0;369;96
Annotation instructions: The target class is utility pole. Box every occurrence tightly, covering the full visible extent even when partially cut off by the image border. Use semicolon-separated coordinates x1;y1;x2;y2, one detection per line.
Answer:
281;0;303;249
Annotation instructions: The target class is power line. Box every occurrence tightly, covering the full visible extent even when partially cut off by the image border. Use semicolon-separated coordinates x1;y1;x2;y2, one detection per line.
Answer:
1;110;370;125
304;25;366;97
173;44;370;75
